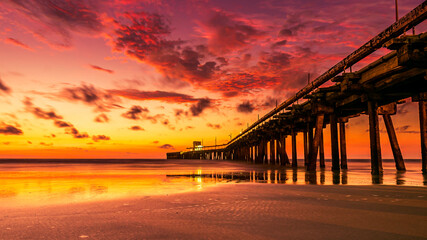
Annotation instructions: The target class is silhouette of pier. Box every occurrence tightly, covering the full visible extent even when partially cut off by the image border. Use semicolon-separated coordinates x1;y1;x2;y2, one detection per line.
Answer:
168;2;427;174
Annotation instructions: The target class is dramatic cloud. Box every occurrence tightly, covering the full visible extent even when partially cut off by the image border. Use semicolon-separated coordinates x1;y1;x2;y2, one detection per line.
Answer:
23;98;63;120
0;78;11;94
109;89;199;103
89;65;114;74
62;84;121;112
0;124;23;135
237;101;255;113
199;10;266;54
129;125;144;131
94;113;109;123
190;98;212;116
92;135;111;142
5;37;32;50
207;123;221;129
159;144;174;150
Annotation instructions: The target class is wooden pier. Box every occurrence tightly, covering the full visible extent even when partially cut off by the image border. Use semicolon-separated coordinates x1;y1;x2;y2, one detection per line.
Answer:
168;2;427;174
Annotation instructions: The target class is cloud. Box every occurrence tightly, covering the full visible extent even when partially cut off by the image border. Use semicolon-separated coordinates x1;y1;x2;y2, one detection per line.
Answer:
237;101;255;113
190;98;212;116
129;125;144;131
62;84;121;112
92;135;111;142
5;37;32;50
89;65;114;74
54;120;73;128
122;105;149;120
198;10;266;54
2;0;103;48
23;97;63;120
94;113;109;123
0;78;11;94
66;127;89;139
0;124;23;135
153;140;159;144
109;89;199;103
40;142;53;146
159;144;174;150
207;123;221;129
396;125;419;134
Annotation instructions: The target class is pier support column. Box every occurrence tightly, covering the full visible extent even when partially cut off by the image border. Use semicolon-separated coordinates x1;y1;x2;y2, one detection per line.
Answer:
308;123;314;165
368;100;383;174
303;129;308;166
308;114;325;171
281;135;290;165
339;120;348;170
270;140;275;164
264;140;268;164
330;114;340;171
419;93;427;173
383;114;405;170
319;130;325;168
292;129;297;167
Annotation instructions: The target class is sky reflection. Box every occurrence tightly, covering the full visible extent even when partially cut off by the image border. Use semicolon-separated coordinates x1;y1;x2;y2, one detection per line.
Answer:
0;159;425;208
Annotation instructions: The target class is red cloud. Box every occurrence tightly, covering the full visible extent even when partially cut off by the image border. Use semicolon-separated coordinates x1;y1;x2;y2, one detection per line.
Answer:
89;65;114;74
109;89;199;103
0;124;23;135
5;38;32;50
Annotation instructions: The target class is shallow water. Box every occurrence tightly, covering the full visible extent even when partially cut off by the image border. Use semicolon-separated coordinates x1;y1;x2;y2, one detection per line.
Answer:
0;159;425;207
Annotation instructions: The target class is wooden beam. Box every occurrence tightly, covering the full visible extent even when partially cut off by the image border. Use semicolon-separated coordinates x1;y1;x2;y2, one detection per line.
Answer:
270;140;276;164
303;129;308;166
330;114;340;171
339;122;348;169
419;94;427;173
368;101;383;174
307;114;325;171
319;130;325;168
292;129;297;167
281;136;290;165
383;114;406;171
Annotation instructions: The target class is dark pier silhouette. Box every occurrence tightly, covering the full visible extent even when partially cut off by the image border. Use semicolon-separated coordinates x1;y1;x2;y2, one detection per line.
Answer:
168;2;427;175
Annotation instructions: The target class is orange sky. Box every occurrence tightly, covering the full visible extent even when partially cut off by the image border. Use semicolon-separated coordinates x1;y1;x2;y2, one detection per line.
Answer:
0;0;425;159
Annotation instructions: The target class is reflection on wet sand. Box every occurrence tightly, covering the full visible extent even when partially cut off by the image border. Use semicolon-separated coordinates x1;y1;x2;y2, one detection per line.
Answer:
0;160;425;208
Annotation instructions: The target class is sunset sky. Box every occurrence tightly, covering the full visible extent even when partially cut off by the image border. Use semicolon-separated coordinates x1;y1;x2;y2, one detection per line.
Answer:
0;0;425;159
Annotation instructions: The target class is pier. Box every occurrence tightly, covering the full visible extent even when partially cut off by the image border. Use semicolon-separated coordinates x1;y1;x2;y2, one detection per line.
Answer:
168;2;427;174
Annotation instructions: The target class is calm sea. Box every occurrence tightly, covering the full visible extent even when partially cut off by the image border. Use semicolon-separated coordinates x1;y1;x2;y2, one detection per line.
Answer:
0;159;425;207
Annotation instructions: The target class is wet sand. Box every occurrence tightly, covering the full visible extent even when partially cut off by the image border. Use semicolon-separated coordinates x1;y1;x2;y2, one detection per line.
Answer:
0;183;426;240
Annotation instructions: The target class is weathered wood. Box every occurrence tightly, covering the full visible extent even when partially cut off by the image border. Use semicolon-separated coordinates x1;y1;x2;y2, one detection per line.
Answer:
330;114;340;170
307;114;325;171
420;94;427;173
308;123;314;163
281;136;290;165
319;130;325;168
270;140;276;164
339;122;348;169
292;129;297;167
303;129;308;166
383;114;406;170
368;101;383;174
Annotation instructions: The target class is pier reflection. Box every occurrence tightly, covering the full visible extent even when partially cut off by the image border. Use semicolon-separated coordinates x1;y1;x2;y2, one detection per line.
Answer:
0;160;424;208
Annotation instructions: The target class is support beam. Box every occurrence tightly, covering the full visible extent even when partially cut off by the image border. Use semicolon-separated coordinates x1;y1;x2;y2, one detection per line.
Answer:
270;140;276;164
330;114;340;171
339;122;348;169
307;114;325;171
319;130;325;168
383;114;406;170
281;136;290;165
419;95;427;173
303;130;308;166
308;123;314;164
368;100;383;174
292;129;297;167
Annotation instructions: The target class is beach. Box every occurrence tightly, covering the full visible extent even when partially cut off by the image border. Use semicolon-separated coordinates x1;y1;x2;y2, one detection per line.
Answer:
0;183;426;239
